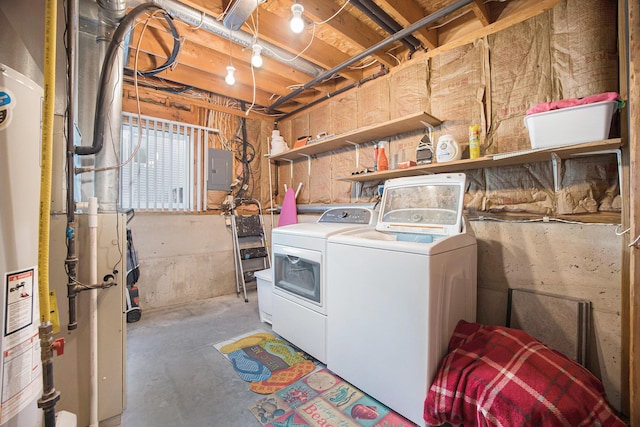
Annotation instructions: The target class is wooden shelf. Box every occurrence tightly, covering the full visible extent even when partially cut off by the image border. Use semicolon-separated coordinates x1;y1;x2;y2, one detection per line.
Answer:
268;111;441;162
337;138;623;182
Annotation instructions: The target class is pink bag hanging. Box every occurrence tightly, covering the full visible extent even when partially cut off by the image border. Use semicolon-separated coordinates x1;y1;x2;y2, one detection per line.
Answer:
278;187;298;227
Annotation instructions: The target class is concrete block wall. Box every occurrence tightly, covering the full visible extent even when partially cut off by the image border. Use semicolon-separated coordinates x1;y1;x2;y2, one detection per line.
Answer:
131;213;240;309
472;220;622;410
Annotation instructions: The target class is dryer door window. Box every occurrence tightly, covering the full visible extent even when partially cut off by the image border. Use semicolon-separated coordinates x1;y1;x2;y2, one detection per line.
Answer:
273;245;321;305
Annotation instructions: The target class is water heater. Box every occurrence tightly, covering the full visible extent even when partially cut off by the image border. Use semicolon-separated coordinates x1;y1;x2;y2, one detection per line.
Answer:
0;64;44;426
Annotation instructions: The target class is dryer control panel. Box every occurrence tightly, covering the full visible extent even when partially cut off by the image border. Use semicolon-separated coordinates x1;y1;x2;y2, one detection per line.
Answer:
318;208;376;225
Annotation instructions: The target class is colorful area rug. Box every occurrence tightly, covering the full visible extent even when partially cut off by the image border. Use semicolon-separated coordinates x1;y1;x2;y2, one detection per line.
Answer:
249;368;414;427
215;331;316;394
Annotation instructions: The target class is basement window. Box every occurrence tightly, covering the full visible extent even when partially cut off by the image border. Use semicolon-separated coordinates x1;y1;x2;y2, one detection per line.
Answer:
120;113;216;212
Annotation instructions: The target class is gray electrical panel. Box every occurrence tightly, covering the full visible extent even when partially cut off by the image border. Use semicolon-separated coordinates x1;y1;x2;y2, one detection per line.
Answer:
207;148;233;191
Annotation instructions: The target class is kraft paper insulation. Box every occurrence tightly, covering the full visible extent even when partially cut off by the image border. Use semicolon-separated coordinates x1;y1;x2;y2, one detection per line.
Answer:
258;0;619;216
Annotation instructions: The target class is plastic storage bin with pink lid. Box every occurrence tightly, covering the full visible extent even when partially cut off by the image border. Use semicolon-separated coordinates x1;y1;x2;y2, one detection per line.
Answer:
524;92;620;149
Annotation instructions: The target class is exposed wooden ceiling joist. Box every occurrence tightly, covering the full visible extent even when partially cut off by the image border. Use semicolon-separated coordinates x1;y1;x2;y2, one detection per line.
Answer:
121;0;564;120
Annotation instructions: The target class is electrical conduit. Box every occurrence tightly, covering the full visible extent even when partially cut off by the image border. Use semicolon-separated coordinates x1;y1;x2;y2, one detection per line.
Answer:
37;0;61;426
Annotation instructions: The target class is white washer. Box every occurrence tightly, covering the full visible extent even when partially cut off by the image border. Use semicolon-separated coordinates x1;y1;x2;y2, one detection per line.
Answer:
326;174;477;426
271;207;377;363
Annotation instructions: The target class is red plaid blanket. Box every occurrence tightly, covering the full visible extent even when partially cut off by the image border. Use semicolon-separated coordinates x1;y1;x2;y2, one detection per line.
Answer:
424;321;625;427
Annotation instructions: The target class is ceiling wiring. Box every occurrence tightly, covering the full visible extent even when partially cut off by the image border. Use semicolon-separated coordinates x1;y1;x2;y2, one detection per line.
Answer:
215;0;235;22
259;0;351;64
246;56;258;115
134;11;181;77
244;4;261;116
426;8;472;30
313;0;352;26
386;51;401;66
425;0;506;32
262;20;318;63
188;10;205;30
348;57;378;69
470;213;620;227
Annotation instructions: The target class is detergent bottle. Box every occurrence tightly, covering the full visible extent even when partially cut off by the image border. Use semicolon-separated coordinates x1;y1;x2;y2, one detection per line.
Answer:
435;134;461;163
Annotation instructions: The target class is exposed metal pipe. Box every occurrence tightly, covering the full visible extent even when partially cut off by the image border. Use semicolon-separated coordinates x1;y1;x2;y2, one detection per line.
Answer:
76;3;161;212
269;0;476;111
97;0;127;24
351;0;421;52
75;3;138;157
66;0;80;331
93;2;128;211
288;203;375;214
128;0;324;77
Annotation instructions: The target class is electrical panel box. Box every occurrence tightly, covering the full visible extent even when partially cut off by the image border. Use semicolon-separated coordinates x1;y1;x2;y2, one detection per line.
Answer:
207;148;233;191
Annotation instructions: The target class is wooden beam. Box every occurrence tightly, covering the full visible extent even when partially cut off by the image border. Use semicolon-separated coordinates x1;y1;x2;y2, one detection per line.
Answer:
244;6;363;81
138;18;319;87
167;0;225;17
122;90;199;123
125;51;297;110
128;26;309;98
375;0;439;50
292;0;397;67
618;1;631;421
626;0;640;422
422;0;562;59
122;83;272;121
470;0;491;26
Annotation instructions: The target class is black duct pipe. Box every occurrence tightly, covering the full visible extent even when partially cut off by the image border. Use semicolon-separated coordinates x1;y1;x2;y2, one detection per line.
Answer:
135;11;181;77
351;0;421;52
277;65;389;121
268;0;475;112
75;2;163;156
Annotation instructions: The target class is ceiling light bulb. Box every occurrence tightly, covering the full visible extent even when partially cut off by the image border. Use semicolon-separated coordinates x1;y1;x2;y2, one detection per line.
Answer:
251;44;263;68
225;65;236;85
290;4;305;34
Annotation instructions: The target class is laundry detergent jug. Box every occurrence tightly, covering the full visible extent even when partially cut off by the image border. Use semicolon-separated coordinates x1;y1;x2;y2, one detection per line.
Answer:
435;134;461;162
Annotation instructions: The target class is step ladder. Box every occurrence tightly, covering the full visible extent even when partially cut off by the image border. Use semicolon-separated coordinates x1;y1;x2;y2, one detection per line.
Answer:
230;198;270;302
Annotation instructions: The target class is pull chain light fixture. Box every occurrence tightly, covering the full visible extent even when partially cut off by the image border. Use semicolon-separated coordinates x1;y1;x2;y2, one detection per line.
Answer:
290;3;305;33
225;31;235;85
225;65;236;85
251;44;263;68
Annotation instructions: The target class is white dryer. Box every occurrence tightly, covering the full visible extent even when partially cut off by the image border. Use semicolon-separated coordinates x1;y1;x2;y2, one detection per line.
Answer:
326;173;477;426
271;207;377;363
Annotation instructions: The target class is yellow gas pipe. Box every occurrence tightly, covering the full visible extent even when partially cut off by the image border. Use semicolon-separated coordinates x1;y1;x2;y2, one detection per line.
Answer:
37;0;61;425
38;0;55;327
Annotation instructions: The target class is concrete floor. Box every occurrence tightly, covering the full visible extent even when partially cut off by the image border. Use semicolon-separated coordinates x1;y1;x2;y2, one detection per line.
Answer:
122;290;270;427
